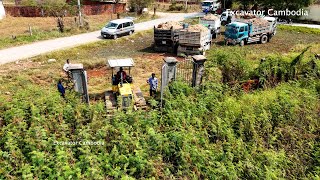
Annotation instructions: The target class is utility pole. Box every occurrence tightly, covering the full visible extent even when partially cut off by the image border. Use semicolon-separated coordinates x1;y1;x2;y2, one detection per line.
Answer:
77;0;83;27
224;0;225;10
185;0;188;11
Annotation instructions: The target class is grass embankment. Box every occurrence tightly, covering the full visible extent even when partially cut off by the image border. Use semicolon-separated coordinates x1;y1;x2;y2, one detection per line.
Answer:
278;25;320;35
0;13;158;49
0;25;320;179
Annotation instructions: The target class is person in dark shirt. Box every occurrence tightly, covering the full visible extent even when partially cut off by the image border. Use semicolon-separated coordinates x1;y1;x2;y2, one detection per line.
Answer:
147;73;158;97
205;8;209;15
57;80;65;98
116;67;127;83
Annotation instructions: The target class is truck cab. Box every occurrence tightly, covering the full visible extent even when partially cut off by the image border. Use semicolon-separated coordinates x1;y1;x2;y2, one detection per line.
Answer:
263;16;277;36
220;9;234;23
201;0;220;12
224;22;249;46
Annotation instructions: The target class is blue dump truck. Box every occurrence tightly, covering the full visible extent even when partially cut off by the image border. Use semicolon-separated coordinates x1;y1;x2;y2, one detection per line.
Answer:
224;17;277;46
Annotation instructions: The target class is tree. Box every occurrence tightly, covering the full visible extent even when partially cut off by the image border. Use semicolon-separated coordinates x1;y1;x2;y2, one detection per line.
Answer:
130;0;154;14
235;0;313;11
39;0;75;32
235;0;254;9
258;0;313;11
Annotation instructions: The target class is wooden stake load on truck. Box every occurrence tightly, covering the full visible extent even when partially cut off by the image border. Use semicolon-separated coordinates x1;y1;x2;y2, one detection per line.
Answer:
177;24;212;55
154;22;183;53
224;17;277;46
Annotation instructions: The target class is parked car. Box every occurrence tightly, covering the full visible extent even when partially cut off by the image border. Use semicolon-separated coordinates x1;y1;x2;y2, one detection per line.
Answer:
101;18;135;39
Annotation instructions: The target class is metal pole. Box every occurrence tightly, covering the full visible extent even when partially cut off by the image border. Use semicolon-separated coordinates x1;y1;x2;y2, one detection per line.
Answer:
77;0;83;27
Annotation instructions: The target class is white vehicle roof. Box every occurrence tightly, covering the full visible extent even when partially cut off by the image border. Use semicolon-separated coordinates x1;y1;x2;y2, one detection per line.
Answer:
109;18;133;24
263;17;276;22
229;22;247;26
107;58;134;68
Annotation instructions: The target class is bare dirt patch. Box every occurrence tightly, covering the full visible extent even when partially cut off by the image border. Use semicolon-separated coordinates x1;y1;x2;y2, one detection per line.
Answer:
87;66;109;78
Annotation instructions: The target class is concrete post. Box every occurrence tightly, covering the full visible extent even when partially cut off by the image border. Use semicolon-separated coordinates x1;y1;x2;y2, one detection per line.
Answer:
191;55;207;87
163;57;178;86
160;57;178;109
68;64;89;104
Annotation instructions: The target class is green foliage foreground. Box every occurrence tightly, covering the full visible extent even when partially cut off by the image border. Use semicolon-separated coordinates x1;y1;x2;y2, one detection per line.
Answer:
0;47;320;179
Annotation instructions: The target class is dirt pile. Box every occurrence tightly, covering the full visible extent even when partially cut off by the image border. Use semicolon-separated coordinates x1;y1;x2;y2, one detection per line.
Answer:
156;21;183;30
184;24;208;32
236;17;269;26
235;14;257;19
202;14;219;20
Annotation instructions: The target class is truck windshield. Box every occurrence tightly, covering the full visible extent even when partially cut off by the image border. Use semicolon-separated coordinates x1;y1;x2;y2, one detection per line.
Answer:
226;26;238;34
105;22;118;29
202;2;212;6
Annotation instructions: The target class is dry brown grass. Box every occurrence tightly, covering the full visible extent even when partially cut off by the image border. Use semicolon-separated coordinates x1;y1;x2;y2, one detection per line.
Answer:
2;0;15;5
0;13;156;49
0;14;114;37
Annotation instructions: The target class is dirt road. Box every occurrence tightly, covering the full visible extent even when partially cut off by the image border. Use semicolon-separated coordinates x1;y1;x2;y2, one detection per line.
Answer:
0;12;200;65
288;23;320;29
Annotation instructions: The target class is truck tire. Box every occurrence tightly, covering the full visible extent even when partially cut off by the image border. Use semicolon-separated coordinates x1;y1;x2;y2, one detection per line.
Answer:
212;33;217;39
113;34;118;39
239;40;245;46
267;35;272;42
260;35;268;44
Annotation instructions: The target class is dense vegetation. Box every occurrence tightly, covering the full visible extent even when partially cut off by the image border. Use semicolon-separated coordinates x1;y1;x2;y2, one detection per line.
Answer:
0;44;320;179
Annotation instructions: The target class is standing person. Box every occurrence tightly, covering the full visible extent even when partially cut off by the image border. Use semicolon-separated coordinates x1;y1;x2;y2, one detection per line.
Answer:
205;8;209;15
57;79;66;98
147;73;158;97
63;59;72;81
227;14;232;24
63;59;70;74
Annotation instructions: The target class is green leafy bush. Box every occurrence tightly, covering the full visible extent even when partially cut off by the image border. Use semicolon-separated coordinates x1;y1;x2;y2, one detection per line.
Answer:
0;46;320;179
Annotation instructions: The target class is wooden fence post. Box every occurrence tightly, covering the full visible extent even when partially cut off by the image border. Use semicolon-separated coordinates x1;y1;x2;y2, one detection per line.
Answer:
28;24;32;36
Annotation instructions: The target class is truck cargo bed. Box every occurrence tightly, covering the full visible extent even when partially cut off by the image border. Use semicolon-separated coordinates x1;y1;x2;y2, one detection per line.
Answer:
179;30;211;46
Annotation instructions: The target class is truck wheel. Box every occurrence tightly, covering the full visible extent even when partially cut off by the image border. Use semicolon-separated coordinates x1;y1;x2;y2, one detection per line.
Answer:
129;30;133;35
239;40;244;46
113;34;117;39
267;35;272;42
225;41;228;46
213;33;217;39
261;35;268;44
